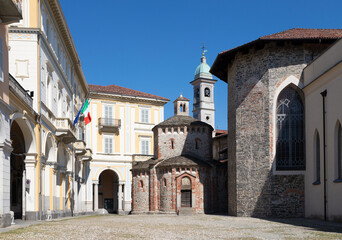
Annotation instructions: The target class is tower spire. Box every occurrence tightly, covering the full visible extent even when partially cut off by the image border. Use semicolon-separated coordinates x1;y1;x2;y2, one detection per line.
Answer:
201;43;207;56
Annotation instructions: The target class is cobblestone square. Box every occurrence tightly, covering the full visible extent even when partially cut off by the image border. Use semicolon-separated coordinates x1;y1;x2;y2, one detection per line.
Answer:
1;215;342;240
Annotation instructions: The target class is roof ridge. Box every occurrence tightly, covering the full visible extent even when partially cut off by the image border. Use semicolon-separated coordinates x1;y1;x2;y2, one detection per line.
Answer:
88;84;169;101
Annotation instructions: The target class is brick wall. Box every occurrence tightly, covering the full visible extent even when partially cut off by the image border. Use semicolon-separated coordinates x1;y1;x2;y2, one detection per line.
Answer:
132;171;149;212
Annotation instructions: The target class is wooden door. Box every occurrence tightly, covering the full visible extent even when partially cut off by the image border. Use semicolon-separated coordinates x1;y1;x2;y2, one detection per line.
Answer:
181;190;191;207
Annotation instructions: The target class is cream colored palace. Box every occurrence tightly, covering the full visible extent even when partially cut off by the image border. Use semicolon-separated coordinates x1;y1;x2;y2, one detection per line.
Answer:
0;0;168;227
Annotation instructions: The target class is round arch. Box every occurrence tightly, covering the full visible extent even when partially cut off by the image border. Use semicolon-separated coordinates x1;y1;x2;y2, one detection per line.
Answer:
10;112;37;154
57;143;67;168
45;133;57;164
94;167;122;182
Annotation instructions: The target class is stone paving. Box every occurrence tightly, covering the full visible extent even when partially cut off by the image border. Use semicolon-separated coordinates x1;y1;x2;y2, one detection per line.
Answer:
0;214;342;239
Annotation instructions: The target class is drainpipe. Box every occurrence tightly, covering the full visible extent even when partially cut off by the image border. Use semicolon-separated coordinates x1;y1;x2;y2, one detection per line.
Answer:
320;89;327;221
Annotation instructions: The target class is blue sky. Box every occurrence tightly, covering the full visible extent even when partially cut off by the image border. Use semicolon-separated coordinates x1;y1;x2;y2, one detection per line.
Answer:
60;0;342;130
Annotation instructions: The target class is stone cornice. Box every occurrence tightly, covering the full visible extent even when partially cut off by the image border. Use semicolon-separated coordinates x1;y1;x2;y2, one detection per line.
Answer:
45;0;88;93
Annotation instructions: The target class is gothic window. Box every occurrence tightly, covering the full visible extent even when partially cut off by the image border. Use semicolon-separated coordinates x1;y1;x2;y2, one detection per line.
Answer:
276;86;305;170
180;104;183;112
337;122;342;180
205;87;210;97
314;131;320;184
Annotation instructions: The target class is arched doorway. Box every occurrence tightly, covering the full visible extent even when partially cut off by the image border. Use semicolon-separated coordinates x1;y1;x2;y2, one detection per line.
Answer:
98;170;119;213
181;177;192;208
10;121;25;219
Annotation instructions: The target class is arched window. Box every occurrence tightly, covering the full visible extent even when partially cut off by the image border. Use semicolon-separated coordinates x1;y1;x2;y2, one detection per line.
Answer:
337;122;342;180
205;87;210;97
180;104;183;112
276;86;304;170
314;131;320;184
170;139;174;149
195;138;201;149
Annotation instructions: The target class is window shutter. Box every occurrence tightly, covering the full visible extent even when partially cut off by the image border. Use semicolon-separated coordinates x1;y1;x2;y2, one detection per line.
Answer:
109;138;113;153
104;137;113;154
0;37;3;82
141;139;149;155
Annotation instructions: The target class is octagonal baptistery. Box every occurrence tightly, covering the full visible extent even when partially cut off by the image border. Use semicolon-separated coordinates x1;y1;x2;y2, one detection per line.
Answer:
132;95;227;214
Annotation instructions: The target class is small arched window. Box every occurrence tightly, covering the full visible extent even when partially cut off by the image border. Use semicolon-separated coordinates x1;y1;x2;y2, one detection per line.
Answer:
337;122;342;180
276;86;305;170
139;180;144;188
171;139;174;149
180;104;183;112
195;139;201;149
196;88;200;98
314;131;320;184
163;178;167;187
204;87;210;97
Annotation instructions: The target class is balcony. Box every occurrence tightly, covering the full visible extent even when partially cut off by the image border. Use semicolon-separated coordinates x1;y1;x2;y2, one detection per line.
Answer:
98;118;121;133
81;148;92;162
9;74;33;109
55;118;76;144
74;140;86;156
0;0;22;23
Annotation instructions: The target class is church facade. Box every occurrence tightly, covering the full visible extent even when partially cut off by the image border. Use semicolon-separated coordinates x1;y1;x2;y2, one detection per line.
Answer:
210;28;342;218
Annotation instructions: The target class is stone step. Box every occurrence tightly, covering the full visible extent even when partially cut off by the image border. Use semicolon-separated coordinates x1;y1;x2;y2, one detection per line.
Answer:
178;207;193;216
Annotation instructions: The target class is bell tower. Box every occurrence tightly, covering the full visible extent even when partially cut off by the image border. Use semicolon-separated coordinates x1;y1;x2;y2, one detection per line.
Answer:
190;47;217;129
173;94;190;116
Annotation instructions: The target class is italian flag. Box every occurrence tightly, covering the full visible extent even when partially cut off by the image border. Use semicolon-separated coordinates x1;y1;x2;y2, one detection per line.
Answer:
82;99;91;125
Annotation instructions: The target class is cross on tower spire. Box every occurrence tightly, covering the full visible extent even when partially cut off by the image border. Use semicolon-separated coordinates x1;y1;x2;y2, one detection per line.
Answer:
202;43;207;56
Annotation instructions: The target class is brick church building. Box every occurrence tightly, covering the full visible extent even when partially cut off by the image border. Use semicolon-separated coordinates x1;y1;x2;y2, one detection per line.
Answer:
131;53;227;214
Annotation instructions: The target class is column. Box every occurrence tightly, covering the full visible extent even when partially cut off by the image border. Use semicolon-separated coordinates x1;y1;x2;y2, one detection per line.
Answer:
113;181;117;213
24;153;38;218
117;183;123;214
0;140;12;227
122;184;125;212
94;181;98;211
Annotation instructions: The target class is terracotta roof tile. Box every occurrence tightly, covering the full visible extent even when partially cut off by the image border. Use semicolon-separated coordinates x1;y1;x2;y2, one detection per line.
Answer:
153;115;212;130
174;95;190;102
211;28;342;81
89;84;169;101
216;129;228;135
260;28;342;40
